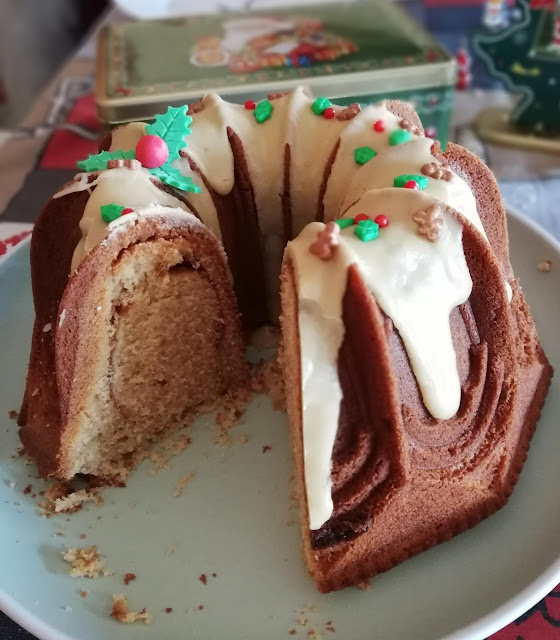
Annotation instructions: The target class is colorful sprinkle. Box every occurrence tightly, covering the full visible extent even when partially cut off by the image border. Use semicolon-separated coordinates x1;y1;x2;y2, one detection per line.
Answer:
135;135;169;169
254;100;273;123
374;214;389;228
323;107;336;120
334;218;354;229
413;204;444;242
389;129;412;146
393;174;428;189
311;97;331;115
373;120;385;132
121;207;134;216
354;146;377;165
244;100;256;110
310;221;340;260
354;213;371;223
354;219;379;242
100;204;125;223
404;180;419;190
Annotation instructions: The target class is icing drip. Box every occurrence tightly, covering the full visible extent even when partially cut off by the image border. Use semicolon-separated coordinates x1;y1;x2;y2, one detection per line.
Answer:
54;168;191;273
288;189;473;529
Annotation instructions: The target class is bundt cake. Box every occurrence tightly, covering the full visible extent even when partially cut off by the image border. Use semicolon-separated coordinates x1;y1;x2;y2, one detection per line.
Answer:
19;88;552;593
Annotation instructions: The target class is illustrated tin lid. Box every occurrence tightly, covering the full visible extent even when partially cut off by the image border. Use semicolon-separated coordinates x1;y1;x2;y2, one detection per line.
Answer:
96;0;454;123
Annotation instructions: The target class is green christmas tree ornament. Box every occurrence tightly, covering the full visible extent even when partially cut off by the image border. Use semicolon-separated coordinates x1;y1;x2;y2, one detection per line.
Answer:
473;0;560;138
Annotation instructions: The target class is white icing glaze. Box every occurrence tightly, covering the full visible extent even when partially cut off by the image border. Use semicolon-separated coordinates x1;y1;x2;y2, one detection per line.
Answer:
338;136;487;240
106;204;203;235
288;189;473;528
59;168;190;273
322;104;402;222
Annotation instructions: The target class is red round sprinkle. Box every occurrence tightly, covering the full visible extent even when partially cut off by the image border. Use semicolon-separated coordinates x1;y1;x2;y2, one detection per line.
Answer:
373;120;385;132
121;207;134;216
323;107;335;119
374;214;389;228
244;100;256;110
404;180;419;190
354;213;370;223
135;135;169;169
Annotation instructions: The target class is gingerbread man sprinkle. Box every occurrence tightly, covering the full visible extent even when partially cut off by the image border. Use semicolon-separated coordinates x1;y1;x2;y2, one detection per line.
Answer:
310;222;340;260
413;204;444;242
421;162;453;182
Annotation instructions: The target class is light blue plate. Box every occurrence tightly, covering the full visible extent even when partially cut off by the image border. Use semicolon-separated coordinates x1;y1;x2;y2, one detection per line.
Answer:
1;209;560;640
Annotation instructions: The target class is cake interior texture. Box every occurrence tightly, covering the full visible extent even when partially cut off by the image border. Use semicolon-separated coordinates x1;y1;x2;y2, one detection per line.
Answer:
19;89;553;592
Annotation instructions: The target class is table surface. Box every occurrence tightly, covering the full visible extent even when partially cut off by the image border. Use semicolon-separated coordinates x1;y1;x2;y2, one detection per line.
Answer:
1;4;560;640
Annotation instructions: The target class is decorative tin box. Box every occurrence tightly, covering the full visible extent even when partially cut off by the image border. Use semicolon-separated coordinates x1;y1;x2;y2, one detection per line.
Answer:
96;1;456;144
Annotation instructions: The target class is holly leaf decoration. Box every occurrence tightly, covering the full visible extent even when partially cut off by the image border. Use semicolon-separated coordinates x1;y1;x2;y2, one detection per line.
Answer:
145;106;192;163
150;163;201;194
77;149;136;172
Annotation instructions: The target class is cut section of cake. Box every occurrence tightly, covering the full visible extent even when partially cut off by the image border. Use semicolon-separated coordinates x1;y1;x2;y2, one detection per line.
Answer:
20;196;247;481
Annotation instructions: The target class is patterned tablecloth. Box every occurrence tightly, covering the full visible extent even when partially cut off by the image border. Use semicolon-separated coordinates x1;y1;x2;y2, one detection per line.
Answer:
1;10;560;639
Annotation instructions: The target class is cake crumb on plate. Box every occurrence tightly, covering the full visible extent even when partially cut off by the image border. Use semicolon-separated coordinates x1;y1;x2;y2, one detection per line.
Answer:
538;259;552;272
111;594;152;624
62;546;113;578
173;471;195;497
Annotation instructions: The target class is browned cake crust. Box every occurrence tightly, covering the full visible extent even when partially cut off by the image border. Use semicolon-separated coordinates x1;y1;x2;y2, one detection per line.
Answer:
280;141;553;593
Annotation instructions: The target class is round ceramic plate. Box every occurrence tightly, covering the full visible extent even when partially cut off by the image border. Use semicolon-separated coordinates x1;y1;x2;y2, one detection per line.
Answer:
1;209;559;640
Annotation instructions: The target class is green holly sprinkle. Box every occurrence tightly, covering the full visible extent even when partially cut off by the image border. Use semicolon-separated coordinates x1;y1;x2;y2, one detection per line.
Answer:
77;149;136;172
389;129;412;146
311;96;331;115
354;146;377;165
334;218;354;229
100;203;125;223
145;106;192;162
393;173;428;189
150;164;202;193
354;219;379;242
254;100;273;123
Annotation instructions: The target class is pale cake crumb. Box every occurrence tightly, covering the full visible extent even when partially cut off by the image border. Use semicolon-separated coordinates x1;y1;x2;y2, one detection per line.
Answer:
251;356;286;411
62;546;113;578
111;594;152;624
173;471;195;497
538;259;552;272
358;580;371;591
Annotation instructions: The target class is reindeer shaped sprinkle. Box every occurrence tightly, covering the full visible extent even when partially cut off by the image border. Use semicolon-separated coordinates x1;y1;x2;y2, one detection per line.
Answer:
413;204;444;242
309;222;341;260
421;162;453;182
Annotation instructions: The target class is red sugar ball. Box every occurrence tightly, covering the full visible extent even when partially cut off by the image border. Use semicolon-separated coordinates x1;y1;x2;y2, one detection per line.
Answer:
373;120;385;132
404;180;419;190
245;100;256;110
323;107;335;119
135;135;169;169
121;207;134;216
374;214;389;228
354;213;370;223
